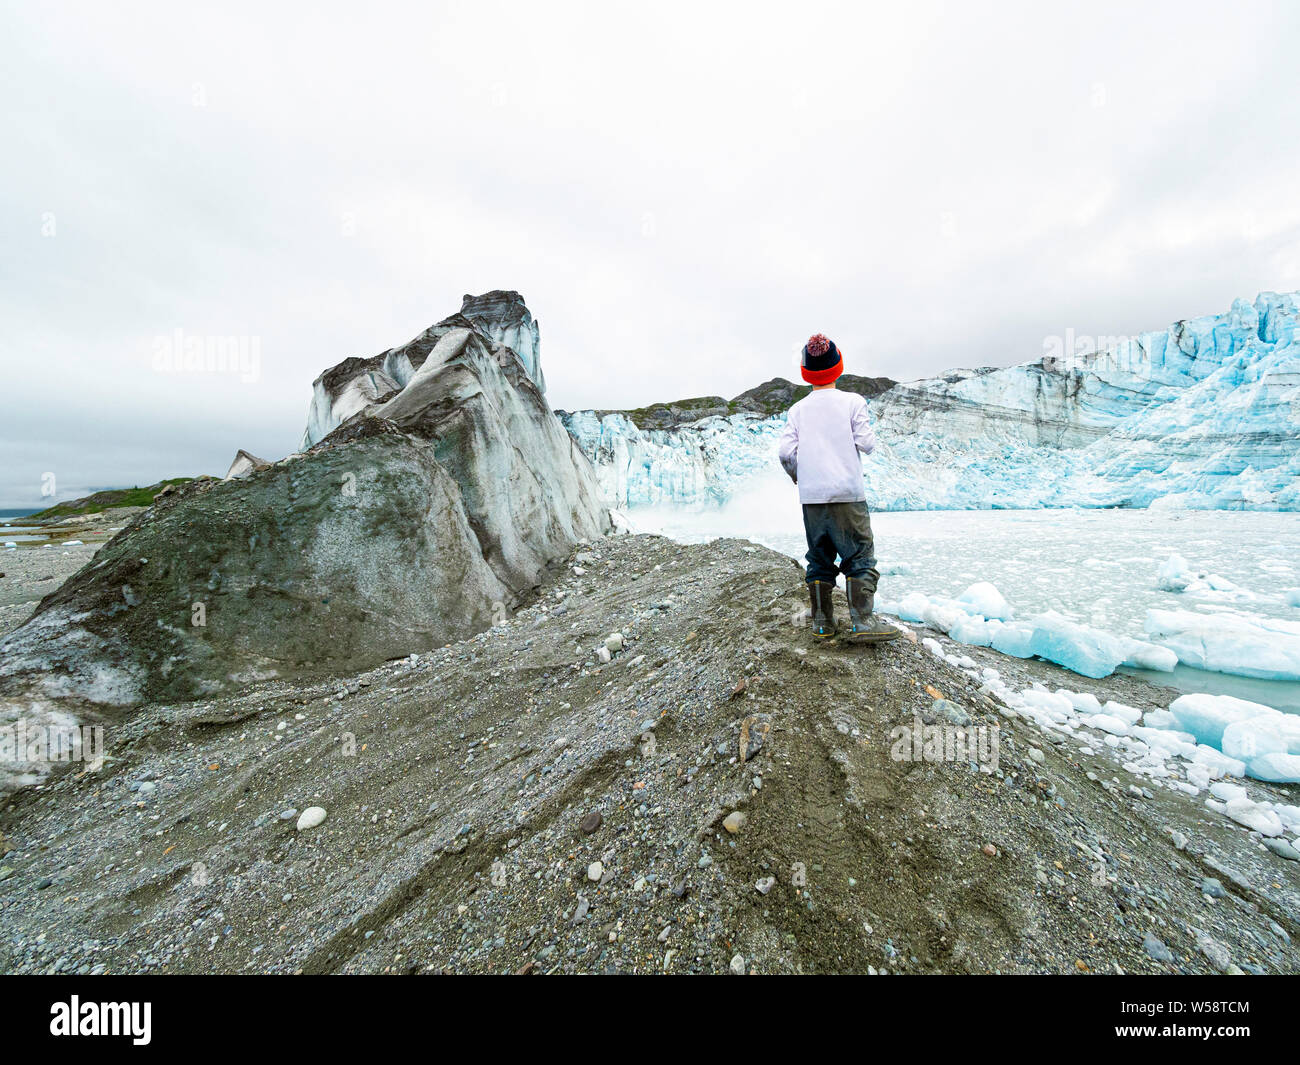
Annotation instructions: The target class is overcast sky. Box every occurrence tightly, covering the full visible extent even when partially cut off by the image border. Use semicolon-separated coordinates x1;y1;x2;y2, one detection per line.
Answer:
3;0;1299;510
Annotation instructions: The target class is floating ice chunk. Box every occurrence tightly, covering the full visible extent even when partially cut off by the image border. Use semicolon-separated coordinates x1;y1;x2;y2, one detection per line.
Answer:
1221;714;1300;761
1142;708;1177;729
1288;590;1300;608
1157;553;1193;592
1089;714;1132;736
955;581;1014;621
1131;726;1197;756
1019;688;1073;722
3;542;15;549
1145;608;1300;681
1188;744;1246;780
1060;689;1102;714
949;614;995;646
1121;638;1178;672
990;623;1035;659
921;600;966;632
1250;753;1300;783
1027;611;1127;679
895;592;931;623
1167;692;1280;747
1209;781;1247;802
1101;701;1143;726
1223;797;1285;836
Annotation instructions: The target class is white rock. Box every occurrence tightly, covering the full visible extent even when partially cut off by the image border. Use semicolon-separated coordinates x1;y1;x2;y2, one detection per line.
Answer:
296;806;327;831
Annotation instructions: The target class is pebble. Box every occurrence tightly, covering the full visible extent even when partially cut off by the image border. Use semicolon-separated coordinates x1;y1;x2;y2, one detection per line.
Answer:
1142;933;1175;963
755;876;775;895
587;861;603;882
296;807;327;831
1200;877;1226;899
604;632;623;653
738;714;771;762
932;699;971;727
580;811;603;835
729;953;746;975
1196;934;1232;973
723;812;746;834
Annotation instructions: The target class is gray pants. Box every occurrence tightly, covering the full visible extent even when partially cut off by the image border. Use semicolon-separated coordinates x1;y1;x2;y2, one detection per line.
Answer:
802;500;879;590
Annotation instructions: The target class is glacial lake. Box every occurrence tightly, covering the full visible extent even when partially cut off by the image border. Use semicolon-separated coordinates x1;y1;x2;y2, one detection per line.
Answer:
628;477;1300;714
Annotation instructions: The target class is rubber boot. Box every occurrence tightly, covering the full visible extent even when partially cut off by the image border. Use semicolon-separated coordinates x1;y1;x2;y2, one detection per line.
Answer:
845;576;900;643
807;580;837;638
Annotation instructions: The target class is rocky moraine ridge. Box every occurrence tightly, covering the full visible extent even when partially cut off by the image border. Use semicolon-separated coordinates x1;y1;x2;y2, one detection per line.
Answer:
1;535;1297;974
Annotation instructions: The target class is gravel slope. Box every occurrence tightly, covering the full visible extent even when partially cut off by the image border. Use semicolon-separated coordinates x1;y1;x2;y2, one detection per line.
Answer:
1;534;1296;974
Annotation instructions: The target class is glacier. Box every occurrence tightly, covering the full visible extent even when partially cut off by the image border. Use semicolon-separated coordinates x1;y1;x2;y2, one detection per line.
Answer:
301;290;546;450
559;291;1300;512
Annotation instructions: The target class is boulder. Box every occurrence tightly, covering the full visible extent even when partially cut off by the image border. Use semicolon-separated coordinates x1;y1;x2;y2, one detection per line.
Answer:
224;449;271;480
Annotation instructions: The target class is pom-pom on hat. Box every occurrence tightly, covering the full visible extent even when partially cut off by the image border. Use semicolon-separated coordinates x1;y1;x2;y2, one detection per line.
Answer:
801;333;842;385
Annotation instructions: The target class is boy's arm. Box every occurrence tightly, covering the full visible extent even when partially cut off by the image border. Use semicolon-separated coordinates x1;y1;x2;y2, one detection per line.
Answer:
851;398;876;455
777;413;798;483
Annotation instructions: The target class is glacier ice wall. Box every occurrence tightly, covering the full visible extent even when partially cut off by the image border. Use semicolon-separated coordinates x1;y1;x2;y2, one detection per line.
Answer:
561;291;1300;511
301;290;546;450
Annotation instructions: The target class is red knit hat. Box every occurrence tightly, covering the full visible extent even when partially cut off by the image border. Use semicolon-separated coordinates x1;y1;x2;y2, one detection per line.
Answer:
801;334;842;385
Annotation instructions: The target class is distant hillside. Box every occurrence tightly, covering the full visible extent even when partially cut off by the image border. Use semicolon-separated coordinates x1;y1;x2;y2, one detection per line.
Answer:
562;374;896;430
27;478;197;520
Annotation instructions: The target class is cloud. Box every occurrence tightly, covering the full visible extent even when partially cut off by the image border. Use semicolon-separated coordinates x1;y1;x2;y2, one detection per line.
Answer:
2;0;1299;508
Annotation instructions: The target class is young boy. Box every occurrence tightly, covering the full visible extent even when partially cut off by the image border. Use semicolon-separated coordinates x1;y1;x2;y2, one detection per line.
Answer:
778;334;899;642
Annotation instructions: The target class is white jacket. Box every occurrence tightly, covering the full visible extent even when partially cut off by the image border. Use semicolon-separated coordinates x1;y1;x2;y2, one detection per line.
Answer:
777;387;876;504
